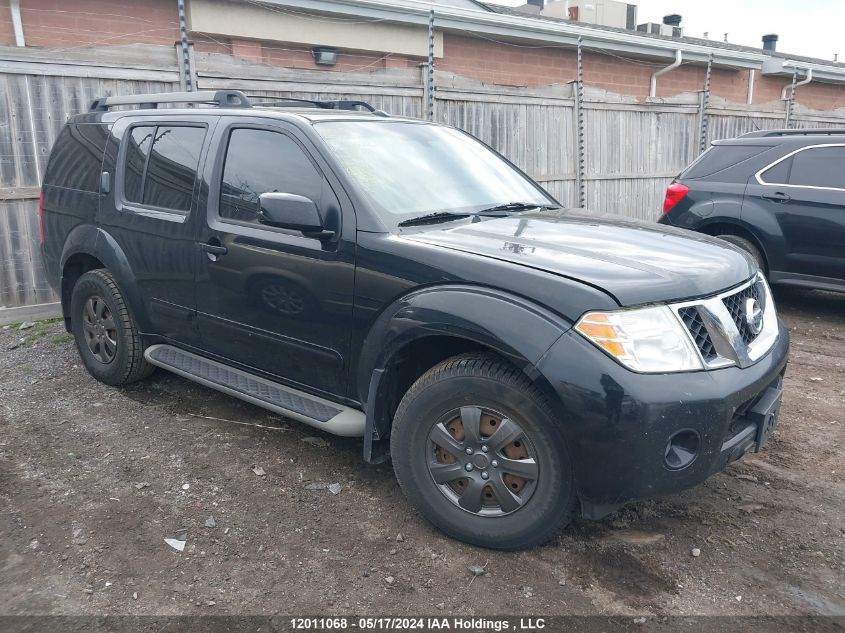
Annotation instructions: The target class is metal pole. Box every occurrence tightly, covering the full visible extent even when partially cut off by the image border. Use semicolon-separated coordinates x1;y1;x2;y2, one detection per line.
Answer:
574;36;586;209
698;54;712;154
177;0;193;92
784;69;797;128
426;9;435;121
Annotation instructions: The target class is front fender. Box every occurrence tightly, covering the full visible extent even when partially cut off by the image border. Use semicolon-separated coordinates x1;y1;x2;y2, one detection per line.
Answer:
357;284;573;401
357;284;573;462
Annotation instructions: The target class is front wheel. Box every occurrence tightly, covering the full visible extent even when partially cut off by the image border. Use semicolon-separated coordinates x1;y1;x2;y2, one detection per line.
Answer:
390;353;576;550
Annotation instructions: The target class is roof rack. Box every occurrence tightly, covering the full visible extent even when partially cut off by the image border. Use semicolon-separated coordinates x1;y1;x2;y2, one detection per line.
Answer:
89;90;252;112
246;96;388;116
740;128;845;138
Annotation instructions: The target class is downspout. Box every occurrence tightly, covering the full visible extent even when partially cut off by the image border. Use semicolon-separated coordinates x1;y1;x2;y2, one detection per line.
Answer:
746;69;755;104
10;0;25;47
650;49;682;98
781;67;812;99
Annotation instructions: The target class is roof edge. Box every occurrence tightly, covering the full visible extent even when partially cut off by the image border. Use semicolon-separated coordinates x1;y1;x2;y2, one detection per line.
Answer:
256;0;845;76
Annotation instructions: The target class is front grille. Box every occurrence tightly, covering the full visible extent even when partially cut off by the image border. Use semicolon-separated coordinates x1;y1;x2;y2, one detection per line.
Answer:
678;306;718;362
722;283;762;345
671;273;776;370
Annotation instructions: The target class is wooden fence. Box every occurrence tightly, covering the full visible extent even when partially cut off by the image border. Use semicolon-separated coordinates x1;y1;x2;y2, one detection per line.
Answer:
2;43;845;310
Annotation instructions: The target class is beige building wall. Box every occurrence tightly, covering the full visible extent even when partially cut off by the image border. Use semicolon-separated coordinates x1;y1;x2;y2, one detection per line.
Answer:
187;0;443;58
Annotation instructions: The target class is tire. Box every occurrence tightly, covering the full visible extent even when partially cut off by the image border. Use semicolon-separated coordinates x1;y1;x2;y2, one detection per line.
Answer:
717;234;766;274
70;269;154;386
390;353;576;550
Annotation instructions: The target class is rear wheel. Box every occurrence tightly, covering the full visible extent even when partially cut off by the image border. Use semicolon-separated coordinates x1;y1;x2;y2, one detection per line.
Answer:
70;269;153;386
390;353;576;550
717;234;766;274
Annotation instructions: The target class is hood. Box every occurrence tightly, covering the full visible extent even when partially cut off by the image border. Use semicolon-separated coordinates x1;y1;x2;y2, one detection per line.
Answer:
401;212;756;306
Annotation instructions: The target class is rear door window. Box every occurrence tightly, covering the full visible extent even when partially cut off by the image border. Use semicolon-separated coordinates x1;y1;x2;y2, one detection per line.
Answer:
122;124;206;213
760;145;845;190
124;126;154;203
760;155;792;185
788;146;845;189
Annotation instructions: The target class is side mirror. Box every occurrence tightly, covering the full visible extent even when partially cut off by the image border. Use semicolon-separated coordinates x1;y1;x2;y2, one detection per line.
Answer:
258;193;334;238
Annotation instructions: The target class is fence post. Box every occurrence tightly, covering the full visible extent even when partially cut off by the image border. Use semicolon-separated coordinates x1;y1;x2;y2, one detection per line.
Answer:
574;36;586;208
698;53;712;154
177;0;194;92
425;9;435;121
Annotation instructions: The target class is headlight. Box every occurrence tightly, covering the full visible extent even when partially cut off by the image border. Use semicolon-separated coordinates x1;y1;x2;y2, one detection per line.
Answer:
575;305;703;373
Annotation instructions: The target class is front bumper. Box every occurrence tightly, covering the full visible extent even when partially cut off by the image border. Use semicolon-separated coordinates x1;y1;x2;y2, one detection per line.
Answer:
536;320;790;518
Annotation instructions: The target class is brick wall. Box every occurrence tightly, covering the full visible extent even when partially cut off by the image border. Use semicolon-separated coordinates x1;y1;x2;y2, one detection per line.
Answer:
1;0;841;111
0;0;179;48
0;0;15;45
441;34;843;111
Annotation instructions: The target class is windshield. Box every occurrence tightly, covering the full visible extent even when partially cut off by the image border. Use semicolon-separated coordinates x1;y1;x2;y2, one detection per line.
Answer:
314;121;554;227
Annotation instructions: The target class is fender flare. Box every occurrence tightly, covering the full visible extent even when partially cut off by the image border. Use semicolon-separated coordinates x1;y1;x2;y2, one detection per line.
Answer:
357;284;572;462
697;216;774;270
59;225;151;332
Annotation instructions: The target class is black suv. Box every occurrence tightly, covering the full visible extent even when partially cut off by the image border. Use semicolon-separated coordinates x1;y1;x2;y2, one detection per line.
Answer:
42;90;789;549
660;129;845;293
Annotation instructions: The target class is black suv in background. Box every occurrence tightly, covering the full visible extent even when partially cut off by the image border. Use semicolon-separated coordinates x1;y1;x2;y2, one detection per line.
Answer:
42;91;789;549
660;129;845;293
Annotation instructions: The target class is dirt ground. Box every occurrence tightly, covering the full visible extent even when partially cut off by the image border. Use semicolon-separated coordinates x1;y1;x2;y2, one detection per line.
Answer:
0;287;843;617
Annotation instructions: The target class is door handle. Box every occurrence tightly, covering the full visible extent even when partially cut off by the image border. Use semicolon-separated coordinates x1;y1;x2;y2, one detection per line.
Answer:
761;191;791;203
200;239;228;260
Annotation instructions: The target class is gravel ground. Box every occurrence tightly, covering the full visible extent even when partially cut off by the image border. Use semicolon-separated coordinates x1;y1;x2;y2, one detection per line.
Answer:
0;286;843;617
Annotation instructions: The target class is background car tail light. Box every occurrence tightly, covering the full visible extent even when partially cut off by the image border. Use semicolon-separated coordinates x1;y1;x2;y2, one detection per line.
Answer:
662;182;689;213
38;191;45;244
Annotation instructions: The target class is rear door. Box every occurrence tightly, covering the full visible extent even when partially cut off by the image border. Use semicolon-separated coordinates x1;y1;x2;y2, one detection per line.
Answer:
193;117;355;397
101;115;216;343
748;143;845;281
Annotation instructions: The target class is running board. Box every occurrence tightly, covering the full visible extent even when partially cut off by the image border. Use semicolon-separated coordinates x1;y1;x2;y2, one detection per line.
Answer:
144;344;364;437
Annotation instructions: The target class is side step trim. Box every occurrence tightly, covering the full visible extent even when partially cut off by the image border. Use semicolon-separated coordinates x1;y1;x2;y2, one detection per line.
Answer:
144;344;365;437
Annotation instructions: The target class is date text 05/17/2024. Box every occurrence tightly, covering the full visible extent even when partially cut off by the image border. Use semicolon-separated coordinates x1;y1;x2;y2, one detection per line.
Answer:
289;617;547;631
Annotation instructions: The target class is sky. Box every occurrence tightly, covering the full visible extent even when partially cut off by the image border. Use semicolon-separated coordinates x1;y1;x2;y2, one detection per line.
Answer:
485;0;844;61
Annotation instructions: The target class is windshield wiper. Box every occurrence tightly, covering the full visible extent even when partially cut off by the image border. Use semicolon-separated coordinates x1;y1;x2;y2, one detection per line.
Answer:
397;211;473;227
477;202;560;214
397;203;560;227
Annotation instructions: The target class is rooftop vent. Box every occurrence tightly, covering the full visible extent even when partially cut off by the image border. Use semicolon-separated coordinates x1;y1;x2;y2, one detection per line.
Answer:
762;34;778;52
662;14;682;27
638;20;683;38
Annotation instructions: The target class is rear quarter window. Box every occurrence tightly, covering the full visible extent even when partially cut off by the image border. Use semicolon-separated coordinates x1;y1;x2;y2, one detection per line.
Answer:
43;123;109;192
681;145;770;180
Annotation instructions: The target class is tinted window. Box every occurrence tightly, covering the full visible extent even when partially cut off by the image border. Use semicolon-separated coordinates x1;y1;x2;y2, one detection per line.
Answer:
761;155;792;184
788;146;845;189
683;145;769;179
142;126;205;212
124;126;154;203
44;123;109;192
219;129;323;224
